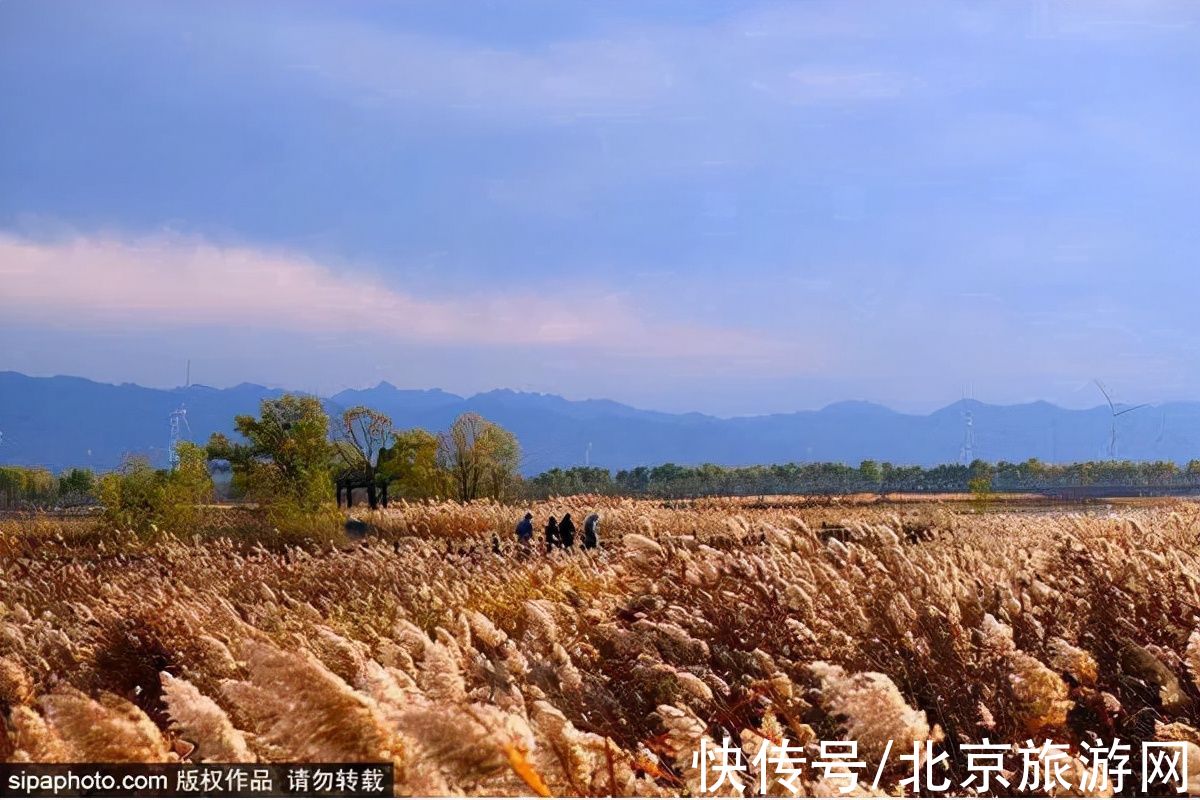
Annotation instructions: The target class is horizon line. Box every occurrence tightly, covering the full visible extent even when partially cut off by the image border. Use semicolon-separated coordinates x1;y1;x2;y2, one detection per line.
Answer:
0;369;1165;421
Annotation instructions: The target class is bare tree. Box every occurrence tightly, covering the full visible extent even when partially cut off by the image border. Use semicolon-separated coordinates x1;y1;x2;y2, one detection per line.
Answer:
438;413;488;502
334;405;394;509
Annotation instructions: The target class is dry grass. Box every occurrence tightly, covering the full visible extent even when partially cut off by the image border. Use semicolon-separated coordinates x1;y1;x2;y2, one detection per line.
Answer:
2;498;1200;795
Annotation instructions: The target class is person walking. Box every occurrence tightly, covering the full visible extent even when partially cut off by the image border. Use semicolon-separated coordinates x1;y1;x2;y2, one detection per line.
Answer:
515;512;534;546
559;513;576;549
583;512;600;550
544;515;560;551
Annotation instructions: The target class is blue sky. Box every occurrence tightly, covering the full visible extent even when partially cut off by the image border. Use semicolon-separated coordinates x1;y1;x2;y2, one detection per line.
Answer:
1;0;1198;415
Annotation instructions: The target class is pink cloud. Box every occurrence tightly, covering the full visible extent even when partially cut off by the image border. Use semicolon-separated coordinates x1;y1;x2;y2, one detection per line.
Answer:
0;232;796;365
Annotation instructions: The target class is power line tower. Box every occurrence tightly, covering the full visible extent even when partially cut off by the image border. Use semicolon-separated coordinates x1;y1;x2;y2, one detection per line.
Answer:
959;409;975;464
959;397;976;464
168;360;194;470
168;404;190;470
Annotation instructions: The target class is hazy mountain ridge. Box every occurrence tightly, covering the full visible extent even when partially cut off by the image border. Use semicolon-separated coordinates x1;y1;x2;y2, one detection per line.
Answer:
1;371;1196;474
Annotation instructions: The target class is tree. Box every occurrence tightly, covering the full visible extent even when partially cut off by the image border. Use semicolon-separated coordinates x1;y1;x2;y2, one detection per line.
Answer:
614;466;650;494
526;466;613;498
967;458;992;481
98;457;164;533
0;467;56;508
968;472;994;511
438;412;487;502
1146;460;1178;485
169;441;214;514
479;423;521;500
333;405;394;509
0;466;55;509
0;467;19;508
437;413;521;502
858;460;882;489
381;428;447;499
58;467;95;504
207;394;332;512
98;442;212;535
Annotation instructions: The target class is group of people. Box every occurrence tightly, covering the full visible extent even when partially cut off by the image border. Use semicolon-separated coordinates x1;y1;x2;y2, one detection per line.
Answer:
514;511;600;551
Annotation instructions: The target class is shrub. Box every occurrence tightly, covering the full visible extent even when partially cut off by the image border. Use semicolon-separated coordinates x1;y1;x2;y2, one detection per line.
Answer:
98;443;212;536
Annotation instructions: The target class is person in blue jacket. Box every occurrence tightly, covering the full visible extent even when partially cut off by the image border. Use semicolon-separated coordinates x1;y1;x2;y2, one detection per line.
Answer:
515;512;534;545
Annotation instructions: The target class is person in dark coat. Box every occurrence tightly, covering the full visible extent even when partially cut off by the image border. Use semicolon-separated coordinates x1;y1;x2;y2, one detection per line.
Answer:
583;512;600;549
515;512;534;545
545;515;560;551
345;516;369;539
559;513;576;549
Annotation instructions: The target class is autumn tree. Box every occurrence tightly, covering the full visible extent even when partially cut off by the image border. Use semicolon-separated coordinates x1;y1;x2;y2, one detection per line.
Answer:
479;423;521;500
207;394;332;512
380;428;447;500
0;466;55;508
332;405;394;509
437;413;521;502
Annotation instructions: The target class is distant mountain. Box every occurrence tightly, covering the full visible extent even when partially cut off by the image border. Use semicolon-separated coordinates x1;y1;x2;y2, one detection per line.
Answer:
1;371;1198;474
330;382;463;415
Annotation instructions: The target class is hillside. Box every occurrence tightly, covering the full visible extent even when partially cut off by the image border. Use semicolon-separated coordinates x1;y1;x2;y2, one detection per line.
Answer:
1;372;1196;473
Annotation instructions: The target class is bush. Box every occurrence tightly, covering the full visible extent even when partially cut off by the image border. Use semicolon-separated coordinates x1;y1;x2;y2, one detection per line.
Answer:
968;473;994;511
98;443;212;536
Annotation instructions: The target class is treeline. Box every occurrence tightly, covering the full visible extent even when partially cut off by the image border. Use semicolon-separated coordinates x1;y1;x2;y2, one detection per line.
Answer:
6;391;1200;516
1;395;525;525
524;458;1200;499
0;466;97;509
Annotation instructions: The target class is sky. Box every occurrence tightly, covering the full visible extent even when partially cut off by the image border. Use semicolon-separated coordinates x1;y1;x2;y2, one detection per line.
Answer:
1;0;1198;416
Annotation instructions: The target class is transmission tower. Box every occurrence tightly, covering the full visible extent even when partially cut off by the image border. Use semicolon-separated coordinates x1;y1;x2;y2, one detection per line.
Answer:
957;387;978;464
959;406;976;464
168;404;190;470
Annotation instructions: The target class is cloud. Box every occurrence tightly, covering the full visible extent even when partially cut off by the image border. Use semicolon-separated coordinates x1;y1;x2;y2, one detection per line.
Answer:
0;231;792;365
270;20;678;121
244;4;934;124
1030;0;1200;39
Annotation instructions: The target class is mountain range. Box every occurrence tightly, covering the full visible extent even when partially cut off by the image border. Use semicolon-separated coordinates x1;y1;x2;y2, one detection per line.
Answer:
1;371;1197;474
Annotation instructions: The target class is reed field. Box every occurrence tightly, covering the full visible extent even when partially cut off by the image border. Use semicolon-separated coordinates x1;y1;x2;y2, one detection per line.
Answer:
3;498;1200;795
